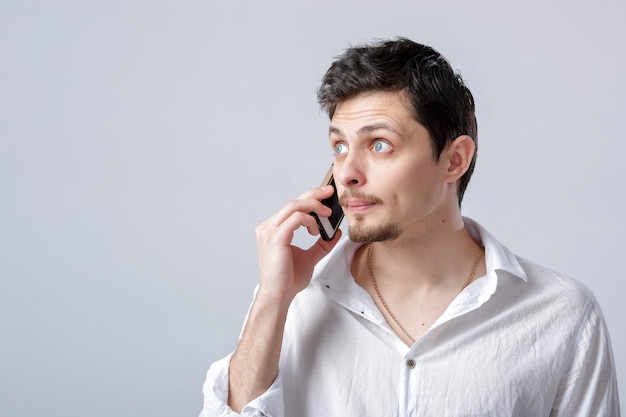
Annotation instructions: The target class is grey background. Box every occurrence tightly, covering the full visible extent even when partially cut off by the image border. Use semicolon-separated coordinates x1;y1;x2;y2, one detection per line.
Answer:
1;0;624;415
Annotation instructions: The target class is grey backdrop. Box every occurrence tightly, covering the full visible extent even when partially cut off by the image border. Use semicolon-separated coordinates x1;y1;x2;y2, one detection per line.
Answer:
1;1;624;416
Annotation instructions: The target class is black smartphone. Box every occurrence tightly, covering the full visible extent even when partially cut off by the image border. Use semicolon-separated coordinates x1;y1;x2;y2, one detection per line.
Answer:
311;165;344;241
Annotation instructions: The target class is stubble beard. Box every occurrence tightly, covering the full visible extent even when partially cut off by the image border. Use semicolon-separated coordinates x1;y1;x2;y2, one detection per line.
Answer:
340;190;400;243
348;215;400;243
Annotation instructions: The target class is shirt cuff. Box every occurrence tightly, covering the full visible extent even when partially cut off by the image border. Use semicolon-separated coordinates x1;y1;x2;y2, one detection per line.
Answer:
200;354;285;417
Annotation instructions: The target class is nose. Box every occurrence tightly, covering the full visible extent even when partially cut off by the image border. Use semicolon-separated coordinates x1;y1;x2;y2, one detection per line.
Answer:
335;153;366;188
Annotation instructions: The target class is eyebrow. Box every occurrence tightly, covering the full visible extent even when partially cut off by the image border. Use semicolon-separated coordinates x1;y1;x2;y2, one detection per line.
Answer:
329;122;401;137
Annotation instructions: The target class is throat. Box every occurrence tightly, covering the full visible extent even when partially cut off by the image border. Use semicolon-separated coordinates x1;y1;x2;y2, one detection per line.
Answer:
359;242;484;346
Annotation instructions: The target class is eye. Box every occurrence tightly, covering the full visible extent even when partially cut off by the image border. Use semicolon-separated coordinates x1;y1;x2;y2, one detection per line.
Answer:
372;140;391;153
334;142;348;155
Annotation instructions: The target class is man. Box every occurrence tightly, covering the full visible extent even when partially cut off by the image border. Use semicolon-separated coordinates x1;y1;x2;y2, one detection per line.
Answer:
200;38;620;416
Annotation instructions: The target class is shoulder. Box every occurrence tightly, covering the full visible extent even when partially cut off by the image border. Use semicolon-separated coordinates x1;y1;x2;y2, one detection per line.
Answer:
517;256;591;294
514;256;599;319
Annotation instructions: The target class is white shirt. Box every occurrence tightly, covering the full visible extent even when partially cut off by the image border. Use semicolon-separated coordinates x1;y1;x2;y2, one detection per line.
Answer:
200;218;620;416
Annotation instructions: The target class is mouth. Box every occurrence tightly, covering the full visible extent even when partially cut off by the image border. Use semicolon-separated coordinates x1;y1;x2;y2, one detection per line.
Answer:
344;199;376;212
339;192;382;214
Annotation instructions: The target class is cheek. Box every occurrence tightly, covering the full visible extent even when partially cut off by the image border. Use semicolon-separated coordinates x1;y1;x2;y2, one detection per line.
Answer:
335;182;345;197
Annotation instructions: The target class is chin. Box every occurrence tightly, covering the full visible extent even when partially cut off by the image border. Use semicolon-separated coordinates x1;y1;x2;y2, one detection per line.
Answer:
348;221;400;243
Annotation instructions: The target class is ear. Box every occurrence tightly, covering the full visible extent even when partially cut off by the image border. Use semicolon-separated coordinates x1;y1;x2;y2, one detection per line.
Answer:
444;135;475;184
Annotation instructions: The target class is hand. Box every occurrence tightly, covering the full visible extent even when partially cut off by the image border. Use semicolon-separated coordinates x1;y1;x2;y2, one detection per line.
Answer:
254;185;342;307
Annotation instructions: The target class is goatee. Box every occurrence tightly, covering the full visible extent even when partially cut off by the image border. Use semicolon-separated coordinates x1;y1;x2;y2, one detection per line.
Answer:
339;190;399;243
349;218;400;243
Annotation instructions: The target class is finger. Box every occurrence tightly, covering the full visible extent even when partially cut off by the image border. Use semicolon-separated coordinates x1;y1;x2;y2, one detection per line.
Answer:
304;218;321;236
279;211;321;238
265;188;333;228
257;210;321;245
295;184;335;200
307;228;343;263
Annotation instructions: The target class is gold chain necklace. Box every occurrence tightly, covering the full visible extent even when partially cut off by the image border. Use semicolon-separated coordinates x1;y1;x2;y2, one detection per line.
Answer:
366;243;484;344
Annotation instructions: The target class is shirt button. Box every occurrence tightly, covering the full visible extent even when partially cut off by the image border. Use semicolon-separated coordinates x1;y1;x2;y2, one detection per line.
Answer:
406;359;416;369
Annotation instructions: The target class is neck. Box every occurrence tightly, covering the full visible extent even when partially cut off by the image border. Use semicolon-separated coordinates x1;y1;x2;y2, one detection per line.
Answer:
349;211;485;345
357;213;481;291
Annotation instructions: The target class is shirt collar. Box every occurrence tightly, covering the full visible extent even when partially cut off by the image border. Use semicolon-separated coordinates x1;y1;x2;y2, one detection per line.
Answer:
313;217;527;286
442;217;527;319
310;217;529;344
463;217;527;282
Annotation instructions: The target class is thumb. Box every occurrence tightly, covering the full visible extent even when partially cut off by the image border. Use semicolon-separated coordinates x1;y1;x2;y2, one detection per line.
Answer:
307;229;343;264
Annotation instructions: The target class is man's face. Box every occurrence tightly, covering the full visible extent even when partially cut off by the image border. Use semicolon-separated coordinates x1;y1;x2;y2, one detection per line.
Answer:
329;91;452;243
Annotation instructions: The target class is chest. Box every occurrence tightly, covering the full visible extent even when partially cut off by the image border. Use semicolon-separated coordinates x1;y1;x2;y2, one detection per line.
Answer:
281;289;569;417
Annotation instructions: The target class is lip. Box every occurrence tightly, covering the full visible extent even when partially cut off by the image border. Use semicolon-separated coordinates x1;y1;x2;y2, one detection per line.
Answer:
344;199;377;213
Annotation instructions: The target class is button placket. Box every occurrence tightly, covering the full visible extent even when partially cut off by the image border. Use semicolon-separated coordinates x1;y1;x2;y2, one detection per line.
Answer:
399;355;419;417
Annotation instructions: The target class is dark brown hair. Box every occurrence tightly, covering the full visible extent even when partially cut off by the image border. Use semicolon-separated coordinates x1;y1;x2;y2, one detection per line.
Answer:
317;38;478;205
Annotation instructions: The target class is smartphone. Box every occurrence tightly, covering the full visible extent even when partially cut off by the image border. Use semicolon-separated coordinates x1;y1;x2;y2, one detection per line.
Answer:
311;165;344;241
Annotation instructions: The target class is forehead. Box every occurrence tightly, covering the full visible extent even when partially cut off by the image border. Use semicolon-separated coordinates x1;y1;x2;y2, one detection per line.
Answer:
329;91;422;137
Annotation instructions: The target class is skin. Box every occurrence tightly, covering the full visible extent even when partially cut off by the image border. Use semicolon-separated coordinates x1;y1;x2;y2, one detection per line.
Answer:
331;91;485;343
227;90;485;412
227;187;342;412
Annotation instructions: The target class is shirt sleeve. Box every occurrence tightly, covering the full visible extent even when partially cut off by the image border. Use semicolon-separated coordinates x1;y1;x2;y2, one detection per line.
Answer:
198;354;286;417
550;295;621;417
